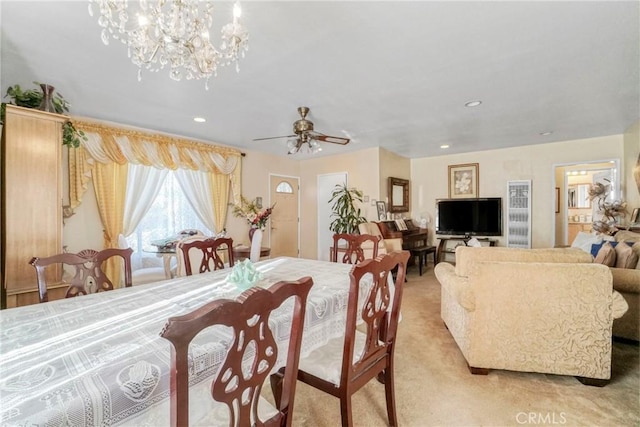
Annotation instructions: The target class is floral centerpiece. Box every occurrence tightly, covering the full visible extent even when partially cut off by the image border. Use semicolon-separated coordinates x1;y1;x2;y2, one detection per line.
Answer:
233;195;274;231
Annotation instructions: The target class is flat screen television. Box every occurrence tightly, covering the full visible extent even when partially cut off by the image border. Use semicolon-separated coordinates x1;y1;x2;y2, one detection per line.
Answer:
435;198;503;236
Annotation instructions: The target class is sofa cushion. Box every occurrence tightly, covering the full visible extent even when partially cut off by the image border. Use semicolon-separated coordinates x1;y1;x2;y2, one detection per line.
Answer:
633;242;640;269
615;241;639;269
594;242;616;267
590;241;619;257
454;246;593;277
571;231;603;254
614;230;640;243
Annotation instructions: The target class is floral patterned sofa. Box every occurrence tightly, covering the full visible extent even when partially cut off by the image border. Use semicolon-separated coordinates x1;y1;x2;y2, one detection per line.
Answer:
434;246;628;385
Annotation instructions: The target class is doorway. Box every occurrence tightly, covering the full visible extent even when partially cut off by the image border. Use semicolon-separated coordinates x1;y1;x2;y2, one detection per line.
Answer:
553;159;620;246
269;175;299;258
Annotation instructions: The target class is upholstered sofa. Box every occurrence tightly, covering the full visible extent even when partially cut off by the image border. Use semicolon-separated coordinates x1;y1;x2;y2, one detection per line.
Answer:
434;246;628;384
571;229;640;342
609;230;640;341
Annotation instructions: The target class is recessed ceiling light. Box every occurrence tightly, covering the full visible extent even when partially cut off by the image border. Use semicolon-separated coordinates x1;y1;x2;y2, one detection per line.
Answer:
440;144;450;149
193;117;206;123
539;131;553;136
464;100;482;107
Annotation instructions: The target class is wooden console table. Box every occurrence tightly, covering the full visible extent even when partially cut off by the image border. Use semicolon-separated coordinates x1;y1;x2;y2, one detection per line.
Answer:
436;237;497;264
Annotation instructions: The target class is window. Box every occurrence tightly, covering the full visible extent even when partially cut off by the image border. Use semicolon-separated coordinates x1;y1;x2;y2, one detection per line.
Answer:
127;171;212;255
276;181;293;193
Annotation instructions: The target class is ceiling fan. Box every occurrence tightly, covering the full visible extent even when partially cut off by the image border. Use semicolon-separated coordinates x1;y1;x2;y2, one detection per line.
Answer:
253;106;350;154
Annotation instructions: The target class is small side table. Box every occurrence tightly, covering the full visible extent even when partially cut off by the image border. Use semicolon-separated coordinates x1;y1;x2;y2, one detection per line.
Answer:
410;245;437;276
232;246;271;261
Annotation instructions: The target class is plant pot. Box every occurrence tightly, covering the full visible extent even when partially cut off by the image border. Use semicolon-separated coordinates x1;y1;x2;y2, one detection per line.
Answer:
38;84;56;113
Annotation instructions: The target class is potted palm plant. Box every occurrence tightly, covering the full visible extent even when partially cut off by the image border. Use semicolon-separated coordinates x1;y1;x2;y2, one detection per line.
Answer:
328;183;367;234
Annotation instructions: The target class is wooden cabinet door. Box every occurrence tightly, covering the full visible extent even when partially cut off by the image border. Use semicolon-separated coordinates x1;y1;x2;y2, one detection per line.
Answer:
2;105;66;308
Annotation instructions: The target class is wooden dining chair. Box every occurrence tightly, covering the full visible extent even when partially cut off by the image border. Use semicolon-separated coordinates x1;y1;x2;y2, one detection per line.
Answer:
160;276;314;427
331;233;381;264
285;250;410;427
177;236;235;276
30;247;133;303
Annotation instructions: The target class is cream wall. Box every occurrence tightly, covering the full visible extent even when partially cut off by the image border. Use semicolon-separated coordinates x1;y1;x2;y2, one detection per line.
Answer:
297;147;380;259
379;148;411;208
227;151;299;247
64;131;632;256
411;134;626;248
624;119;640;214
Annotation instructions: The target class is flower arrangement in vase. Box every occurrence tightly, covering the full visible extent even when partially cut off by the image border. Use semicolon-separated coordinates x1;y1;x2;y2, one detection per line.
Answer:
233;196;275;240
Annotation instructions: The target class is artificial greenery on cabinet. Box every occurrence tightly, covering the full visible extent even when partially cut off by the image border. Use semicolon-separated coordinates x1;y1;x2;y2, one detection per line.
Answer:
0;82;87;148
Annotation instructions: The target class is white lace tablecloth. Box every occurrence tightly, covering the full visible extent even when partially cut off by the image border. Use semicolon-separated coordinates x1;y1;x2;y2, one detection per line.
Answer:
0;257;372;426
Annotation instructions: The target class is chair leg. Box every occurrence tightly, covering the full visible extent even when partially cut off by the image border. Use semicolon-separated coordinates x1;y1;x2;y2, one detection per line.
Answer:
340;394;354;427
384;365;398;427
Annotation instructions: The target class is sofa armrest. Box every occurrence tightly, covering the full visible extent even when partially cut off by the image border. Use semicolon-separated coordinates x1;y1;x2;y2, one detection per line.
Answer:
434;262;475;311
611;267;640;294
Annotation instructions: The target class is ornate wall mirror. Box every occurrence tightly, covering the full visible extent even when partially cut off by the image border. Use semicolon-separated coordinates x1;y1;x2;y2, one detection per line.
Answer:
388;177;409;213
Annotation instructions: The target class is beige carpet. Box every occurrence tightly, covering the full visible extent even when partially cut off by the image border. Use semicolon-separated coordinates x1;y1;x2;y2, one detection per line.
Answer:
288;266;640;427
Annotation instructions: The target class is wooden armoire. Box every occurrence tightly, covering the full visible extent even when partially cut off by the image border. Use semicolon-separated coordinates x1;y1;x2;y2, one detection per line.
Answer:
1;104;66;308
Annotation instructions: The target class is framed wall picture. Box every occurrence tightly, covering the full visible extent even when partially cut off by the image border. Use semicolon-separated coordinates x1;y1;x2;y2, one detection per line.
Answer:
376;201;387;221
448;163;479;199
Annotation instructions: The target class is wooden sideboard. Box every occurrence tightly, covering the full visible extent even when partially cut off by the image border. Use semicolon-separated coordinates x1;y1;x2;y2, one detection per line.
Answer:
1;105;66;308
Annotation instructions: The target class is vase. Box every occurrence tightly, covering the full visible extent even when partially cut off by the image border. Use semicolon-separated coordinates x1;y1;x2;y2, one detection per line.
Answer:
38;84;56;113
249;227;256;242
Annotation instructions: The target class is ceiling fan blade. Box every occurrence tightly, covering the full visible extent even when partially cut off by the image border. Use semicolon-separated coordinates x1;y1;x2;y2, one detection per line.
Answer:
312;134;350;145
253;134;297;141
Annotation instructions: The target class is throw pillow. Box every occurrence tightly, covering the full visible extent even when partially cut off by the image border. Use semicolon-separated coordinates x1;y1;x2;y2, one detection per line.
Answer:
615;242;639;269
593;242;617;266
590;240;619;258
571;231;603;254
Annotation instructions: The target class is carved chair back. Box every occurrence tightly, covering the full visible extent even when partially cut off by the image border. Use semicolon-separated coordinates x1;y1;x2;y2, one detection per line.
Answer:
160;276;313;427
295;250;409;427
331;233;381;264
177;237;234;276
30;247;133;303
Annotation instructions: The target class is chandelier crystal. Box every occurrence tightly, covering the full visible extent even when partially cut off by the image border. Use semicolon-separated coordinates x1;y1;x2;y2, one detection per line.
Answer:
88;0;249;88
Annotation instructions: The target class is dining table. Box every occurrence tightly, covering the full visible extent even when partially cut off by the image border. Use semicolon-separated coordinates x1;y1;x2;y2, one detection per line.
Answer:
0;257;377;426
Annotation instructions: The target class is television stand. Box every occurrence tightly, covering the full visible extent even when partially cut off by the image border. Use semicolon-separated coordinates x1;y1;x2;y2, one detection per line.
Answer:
436;236;497;264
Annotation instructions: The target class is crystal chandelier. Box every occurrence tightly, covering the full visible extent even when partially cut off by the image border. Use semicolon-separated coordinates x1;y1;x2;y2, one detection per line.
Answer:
88;0;249;88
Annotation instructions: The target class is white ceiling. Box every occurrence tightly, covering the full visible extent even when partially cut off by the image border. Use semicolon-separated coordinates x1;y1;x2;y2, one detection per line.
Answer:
1;1;638;160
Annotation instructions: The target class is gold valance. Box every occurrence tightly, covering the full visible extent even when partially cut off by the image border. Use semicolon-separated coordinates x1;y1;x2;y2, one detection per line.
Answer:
69;117;242;210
